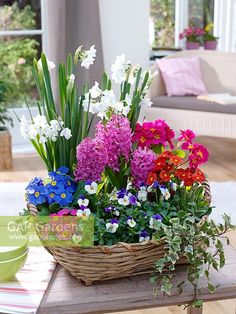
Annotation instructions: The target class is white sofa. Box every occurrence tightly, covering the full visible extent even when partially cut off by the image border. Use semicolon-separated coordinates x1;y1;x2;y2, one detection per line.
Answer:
141;50;236;138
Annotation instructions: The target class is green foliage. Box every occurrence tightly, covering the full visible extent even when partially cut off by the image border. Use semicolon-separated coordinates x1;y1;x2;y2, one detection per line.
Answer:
151;212;235;307
0;103;13;131
0;3;36;30
0;38;39;105
0;3;38;106
150;0;175;48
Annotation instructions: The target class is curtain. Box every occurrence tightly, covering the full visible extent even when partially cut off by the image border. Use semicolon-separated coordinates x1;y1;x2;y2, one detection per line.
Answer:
45;0;104;95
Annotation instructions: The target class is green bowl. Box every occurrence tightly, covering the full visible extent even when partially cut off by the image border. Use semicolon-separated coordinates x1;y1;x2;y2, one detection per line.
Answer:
0;240;28;262
0;249;29;282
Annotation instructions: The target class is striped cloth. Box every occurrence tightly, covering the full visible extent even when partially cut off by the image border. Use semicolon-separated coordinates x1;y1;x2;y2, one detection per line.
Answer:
0;247;56;314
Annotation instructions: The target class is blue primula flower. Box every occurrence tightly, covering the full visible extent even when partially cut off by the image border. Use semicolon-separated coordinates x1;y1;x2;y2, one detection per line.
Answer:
54;189;74;206
26;184;48;205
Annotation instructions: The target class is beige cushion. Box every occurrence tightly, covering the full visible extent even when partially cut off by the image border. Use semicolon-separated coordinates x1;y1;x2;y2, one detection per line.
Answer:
151;96;236;115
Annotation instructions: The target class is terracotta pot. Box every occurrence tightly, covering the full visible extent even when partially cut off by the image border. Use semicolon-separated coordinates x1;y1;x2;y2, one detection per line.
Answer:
186;42;200;50
204;40;217;50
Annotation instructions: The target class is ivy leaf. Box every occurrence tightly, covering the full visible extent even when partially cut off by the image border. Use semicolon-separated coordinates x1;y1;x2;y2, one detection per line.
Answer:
161;282;172;295
150;276;156;284
193;300;203;308
208;283;216;293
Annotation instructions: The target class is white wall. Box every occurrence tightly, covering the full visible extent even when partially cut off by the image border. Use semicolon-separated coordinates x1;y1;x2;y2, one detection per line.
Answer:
99;0;149;76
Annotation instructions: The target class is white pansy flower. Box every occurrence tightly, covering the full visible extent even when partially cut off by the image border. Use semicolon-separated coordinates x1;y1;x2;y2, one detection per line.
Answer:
118;195;130;206
77;208;91;218
77;198;89;207
170;182;177;191
140;98;152;108
138;188;147;202
147;184;154;193
113;210;120;217
89;81;102;99
60;128;72;140
81;45;96;69
106;221;119;233
85;182;98;195
160;187;171;200
37;58;55;72
109;190;118;201
127;218;136;228
139;231;150;243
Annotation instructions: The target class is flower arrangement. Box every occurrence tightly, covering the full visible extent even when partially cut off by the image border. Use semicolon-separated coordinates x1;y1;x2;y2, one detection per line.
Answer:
21;44;235;308
179;26;204;43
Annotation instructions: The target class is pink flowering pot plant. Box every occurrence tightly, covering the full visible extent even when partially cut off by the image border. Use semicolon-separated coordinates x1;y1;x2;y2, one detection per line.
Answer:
179;26;204;49
20;44;235;308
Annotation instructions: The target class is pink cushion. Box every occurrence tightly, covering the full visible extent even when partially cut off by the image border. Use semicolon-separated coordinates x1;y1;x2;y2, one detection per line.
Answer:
157;57;208;96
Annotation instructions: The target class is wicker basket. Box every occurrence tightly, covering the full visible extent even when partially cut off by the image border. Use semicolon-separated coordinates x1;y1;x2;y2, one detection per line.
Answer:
0;130;12;170
28;181;211;285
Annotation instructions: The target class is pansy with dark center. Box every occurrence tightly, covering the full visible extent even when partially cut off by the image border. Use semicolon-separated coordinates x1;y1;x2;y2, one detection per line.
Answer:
152;214;162;221
104;206;114;213
129;195;137;205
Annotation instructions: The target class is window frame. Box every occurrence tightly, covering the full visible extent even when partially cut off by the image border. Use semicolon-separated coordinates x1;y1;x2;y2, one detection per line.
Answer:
0;0;47;52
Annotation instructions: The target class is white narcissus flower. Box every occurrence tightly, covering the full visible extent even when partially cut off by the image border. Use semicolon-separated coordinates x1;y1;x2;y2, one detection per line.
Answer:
89;81;102;99
37;58;55;72
33;115;48;130
85;182;98;195
118;195;130;206
81;45;96;69
77;198;89;207
28;125;38;140
140;98;153;108
127;218;136;228
111;54;127;83
76;208;91;218
60;128;72;140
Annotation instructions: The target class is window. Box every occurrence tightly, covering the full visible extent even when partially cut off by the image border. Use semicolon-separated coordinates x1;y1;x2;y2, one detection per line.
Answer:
150;0;215;52
0;0;44;107
188;0;214;28
149;0;175;49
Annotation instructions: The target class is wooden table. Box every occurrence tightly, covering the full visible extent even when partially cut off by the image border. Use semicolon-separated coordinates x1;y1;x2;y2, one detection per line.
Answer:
38;244;236;314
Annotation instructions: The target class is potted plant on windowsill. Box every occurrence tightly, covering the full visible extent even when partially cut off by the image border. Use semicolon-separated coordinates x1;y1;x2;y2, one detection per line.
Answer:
203;23;218;50
179;26;204;50
0;81;13;170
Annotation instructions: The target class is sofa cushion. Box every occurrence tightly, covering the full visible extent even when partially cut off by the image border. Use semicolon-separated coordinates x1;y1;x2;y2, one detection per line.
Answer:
151;96;236;114
157;57;207;96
